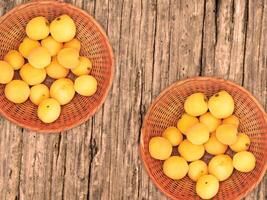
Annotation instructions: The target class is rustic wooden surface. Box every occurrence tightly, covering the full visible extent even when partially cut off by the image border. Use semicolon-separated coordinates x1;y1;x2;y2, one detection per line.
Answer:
0;0;266;199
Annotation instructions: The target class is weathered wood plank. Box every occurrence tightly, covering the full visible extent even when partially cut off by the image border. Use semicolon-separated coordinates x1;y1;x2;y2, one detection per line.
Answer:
89;0;121;199
19;132;62;200
202;0;216;76
63;125;92;200
176;0;205;79
0;121;22;200
50;133;67;200
228;0;247;83
214;0;234;77
243;0;267;199
134;0;158;199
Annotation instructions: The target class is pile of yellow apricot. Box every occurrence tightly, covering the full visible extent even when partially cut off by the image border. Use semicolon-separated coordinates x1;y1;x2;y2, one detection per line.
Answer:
0;15;98;123
149;91;256;199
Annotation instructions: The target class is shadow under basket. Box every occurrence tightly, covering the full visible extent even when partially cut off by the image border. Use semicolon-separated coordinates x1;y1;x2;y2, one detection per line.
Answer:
140;77;267;200
0;1;114;132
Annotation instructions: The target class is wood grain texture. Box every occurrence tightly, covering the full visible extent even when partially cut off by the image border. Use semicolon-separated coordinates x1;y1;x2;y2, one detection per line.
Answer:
0;0;266;200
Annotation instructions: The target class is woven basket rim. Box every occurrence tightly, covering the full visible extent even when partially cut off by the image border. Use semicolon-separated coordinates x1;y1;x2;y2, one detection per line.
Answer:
0;1;115;133
140;76;267;200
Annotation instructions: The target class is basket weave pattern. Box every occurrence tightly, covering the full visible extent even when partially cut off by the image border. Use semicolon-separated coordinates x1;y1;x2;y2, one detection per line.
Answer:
0;1;114;132
140;77;267;200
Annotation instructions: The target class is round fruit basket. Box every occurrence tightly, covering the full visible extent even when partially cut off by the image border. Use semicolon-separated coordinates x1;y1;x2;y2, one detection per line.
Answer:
140;77;267;200
0;0;114;132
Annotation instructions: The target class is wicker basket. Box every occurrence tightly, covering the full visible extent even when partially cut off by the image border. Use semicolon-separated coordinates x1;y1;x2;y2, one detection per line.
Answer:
140;77;267;200
0;0;114;132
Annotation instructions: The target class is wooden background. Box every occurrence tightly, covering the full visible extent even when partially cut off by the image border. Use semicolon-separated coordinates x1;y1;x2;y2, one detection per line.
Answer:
0;0;266;199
